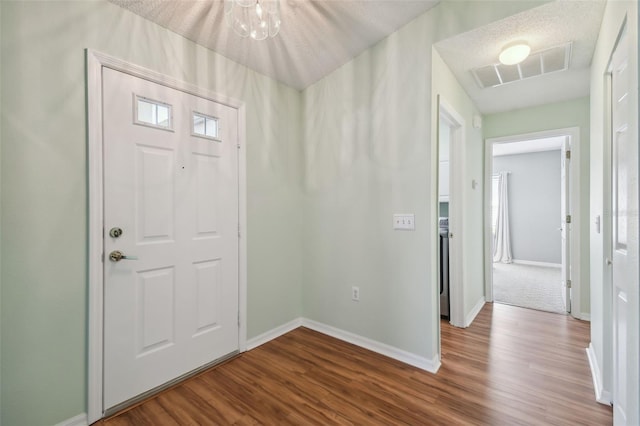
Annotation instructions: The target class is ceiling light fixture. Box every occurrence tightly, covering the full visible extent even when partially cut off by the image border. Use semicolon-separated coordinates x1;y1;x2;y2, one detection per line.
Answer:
224;0;281;41
498;42;531;65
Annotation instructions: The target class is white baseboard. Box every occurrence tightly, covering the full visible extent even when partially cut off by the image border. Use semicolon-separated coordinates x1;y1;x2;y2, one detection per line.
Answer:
586;343;612;405
301;319;440;373
580;312;591;321
246;317;303;350
465;297;486;327
511;259;561;268
55;413;88;426
245;317;440;373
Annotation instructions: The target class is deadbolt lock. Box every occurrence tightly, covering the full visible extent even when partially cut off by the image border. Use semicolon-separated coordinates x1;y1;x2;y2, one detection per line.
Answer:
109;227;123;238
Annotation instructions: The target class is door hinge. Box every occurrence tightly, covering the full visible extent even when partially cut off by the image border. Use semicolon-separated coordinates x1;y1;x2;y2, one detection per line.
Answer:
567;279;572;289
566;214;572;224
565;150;571;159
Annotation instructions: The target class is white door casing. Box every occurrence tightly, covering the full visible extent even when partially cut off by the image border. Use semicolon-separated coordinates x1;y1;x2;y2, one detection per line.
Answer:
86;50;247;423
609;24;637;426
561;137;571;313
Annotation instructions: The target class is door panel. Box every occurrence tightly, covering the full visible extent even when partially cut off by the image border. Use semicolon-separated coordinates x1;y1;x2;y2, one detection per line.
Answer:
610;26;635;426
137;267;175;355
194;154;220;235
194;260;222;335
136;147;175;241
103;67;239;410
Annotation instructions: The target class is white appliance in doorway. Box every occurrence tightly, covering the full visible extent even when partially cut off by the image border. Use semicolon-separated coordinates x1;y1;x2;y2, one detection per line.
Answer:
101;67;240;411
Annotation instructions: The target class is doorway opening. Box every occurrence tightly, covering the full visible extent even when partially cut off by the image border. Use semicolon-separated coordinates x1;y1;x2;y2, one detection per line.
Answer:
437;98;465;328
484;128;581;317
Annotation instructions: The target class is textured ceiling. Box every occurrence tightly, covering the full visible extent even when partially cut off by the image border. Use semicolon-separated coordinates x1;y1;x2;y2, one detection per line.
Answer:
109;0;440;90
110;0;605;112
435;0;606;114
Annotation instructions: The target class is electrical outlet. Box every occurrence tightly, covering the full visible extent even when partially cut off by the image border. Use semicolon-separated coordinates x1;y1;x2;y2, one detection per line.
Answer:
352;286;360;302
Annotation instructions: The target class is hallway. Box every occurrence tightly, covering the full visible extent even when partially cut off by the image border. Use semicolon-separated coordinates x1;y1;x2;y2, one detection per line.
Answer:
441;303;610;424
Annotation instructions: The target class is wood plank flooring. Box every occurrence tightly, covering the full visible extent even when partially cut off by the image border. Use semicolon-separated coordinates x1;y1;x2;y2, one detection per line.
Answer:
98;303;612;425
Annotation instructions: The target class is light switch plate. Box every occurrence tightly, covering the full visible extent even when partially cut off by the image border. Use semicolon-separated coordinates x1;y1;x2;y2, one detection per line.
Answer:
393;214;415;230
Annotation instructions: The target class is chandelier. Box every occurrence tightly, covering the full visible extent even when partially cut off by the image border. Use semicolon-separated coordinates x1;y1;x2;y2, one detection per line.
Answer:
224;0;281;41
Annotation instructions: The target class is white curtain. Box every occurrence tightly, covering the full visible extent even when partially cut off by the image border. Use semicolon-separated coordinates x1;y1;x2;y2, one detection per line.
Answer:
493;171;513;263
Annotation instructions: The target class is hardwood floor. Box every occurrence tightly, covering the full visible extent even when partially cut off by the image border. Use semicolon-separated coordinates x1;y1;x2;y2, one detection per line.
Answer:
98;303;612;425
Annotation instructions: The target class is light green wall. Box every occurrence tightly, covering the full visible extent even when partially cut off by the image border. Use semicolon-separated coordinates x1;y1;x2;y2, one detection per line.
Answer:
299;1;536;360
483;97;591;317
589;0;639;413
483;97;590;139
432;48;485;323
0;2;302;424
301;12;436;358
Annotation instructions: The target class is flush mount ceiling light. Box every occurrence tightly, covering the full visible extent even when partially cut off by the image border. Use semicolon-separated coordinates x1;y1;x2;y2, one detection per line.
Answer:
224;0;281;41
498;42;531;66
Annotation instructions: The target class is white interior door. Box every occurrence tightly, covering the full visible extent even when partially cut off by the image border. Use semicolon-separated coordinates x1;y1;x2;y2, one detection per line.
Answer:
610;26;636;426
560;137;571;313
102;68;240;410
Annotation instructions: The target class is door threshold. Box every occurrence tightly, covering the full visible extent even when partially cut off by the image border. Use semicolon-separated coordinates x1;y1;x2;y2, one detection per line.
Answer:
103;351;240;419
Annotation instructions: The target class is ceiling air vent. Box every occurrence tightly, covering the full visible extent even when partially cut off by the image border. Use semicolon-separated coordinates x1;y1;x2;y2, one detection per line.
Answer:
472;42;572;89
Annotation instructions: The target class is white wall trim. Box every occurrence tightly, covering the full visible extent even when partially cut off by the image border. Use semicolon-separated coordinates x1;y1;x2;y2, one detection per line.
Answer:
237;104;248;353
246;318;441;373
302;319;441;373
246;318;303;350
580;313;591;322
86;49;247;424
465;297;486;327
484;139;494;302
511;259;562;268
54;413;88;426
586;343;612;405
485;127;582;318
86;49;105;425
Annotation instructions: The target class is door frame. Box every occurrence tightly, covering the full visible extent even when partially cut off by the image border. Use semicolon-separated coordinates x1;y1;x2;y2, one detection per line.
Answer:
484;127;582;318
438;98;466;328
86;49;248;423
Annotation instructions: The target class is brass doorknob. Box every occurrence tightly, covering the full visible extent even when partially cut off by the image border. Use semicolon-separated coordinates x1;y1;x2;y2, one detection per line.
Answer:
109;250;138;262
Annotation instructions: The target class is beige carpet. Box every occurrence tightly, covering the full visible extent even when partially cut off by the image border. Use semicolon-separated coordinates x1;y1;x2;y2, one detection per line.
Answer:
492;262;566;314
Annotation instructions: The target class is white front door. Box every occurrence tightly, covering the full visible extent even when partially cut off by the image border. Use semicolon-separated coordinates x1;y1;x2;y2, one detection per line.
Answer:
560;137;571;313
102;68;240;410
610;25;636;426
